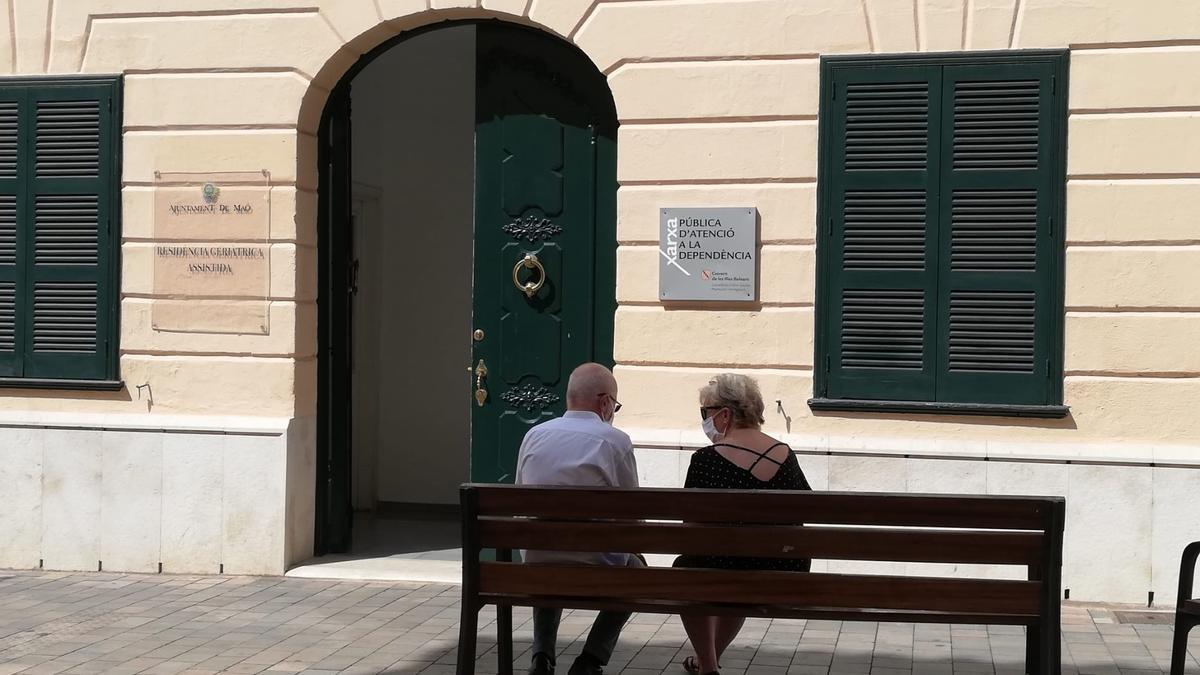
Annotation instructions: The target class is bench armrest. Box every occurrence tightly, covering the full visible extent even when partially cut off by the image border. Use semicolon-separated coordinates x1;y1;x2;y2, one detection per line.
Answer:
1180;540;1200;606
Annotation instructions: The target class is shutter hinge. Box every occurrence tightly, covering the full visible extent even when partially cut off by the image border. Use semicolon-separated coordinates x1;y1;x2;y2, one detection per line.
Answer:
1048;214;1054;237
1046;358;1052;380
1050;75;1056;94
825;355;830;374
827;217;833;237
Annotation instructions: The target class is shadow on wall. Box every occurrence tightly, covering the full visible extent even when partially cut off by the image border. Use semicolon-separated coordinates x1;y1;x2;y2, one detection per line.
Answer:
809;409;1079;431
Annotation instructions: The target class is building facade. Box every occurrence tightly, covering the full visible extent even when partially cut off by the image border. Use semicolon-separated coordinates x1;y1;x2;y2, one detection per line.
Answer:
0;0;1197;605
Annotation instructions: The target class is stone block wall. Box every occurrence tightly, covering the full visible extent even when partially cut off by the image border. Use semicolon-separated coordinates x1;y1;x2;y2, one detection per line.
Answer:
0;1;1195;593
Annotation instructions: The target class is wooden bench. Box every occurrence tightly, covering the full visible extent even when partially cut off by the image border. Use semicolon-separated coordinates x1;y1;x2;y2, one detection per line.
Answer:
1172;541;1200;675
457;484;1065;675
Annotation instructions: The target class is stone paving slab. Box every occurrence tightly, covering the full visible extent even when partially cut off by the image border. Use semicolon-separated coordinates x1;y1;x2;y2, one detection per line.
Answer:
0;571;1197;675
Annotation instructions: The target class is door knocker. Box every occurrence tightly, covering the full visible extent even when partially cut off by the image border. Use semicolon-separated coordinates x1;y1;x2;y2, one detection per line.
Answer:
512;253;546;298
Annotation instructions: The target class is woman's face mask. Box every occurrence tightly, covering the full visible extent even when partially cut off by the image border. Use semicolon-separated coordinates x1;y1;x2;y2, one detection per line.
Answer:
701;408;726;443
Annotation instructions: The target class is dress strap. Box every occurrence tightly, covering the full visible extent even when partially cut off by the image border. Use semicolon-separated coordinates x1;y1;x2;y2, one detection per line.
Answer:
713;442;789;471
748;444;789;471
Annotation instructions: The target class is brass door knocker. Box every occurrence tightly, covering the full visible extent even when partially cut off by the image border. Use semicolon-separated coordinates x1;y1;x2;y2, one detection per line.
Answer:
512;253;545;298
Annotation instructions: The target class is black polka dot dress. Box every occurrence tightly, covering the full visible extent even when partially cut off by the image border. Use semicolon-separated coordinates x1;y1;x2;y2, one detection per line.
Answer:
673;443;813;572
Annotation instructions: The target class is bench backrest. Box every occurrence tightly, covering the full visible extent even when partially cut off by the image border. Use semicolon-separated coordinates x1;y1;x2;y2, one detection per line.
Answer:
461;484;1065;621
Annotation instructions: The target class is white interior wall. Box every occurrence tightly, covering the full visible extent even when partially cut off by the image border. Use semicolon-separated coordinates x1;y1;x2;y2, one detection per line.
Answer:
350;185;383;511
349;25;475;506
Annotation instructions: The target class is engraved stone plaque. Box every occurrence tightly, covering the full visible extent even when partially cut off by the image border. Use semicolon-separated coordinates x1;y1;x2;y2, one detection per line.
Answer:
151;171;272;334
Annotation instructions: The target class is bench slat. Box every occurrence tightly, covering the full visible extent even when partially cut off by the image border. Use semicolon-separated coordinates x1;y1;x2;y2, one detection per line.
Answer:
478;562;1042;616
479;518;1044;565
473;486;1056;530
477;595;1037;626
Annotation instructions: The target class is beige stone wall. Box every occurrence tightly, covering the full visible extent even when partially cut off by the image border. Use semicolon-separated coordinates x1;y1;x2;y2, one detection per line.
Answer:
0;0;1195;450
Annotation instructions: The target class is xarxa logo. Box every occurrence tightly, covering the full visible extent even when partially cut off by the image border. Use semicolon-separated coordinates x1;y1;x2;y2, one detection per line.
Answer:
660;217;691;276
702;269;712;280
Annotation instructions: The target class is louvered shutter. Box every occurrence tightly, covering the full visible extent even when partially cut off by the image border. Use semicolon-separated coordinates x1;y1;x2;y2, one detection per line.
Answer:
0;91;19;376
20;83;117;380
823;66;941;401
933;63;1058;404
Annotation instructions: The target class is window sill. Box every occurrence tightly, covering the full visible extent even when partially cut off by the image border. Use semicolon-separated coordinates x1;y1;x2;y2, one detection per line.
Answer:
0;378;124;392
808;398;1070;419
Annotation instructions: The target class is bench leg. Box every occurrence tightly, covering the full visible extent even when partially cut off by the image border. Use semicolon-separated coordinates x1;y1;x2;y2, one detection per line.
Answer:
457;600;480;675
1025;624;1039;675
1172;614;1196;675
1039;616;1061;675
497;603;513;675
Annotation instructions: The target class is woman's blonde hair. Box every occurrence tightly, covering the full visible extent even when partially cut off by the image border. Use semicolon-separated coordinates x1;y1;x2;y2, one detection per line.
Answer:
699;373;766;429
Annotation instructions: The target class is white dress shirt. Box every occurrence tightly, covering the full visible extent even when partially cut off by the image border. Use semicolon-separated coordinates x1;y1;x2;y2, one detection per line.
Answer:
515;410;639;566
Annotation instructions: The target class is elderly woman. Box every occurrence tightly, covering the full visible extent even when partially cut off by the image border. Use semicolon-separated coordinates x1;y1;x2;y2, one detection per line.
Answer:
675;373;812;675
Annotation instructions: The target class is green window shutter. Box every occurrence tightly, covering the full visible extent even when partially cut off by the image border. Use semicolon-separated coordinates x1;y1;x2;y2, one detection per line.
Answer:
0;91;18;377
823;65;941;401
933;62;1059;405
18;81;118;381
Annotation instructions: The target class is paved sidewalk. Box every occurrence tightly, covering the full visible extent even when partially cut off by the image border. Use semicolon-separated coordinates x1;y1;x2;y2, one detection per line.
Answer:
0;571;1196;675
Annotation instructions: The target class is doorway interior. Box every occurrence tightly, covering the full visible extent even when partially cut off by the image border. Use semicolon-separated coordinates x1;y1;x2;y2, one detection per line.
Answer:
310;20;618;571
345;24;474;565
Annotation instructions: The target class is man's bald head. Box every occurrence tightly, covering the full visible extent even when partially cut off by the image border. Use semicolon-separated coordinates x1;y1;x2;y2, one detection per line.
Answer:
566;363;618;417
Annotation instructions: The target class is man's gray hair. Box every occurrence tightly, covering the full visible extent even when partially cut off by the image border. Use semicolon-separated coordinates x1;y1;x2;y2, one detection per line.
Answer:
566;362;616;409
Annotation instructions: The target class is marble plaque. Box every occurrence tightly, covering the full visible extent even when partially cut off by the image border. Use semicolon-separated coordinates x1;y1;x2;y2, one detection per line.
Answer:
151;172;272;334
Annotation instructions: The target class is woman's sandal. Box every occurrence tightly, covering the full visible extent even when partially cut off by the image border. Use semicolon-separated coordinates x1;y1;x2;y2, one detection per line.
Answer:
683;656;722;675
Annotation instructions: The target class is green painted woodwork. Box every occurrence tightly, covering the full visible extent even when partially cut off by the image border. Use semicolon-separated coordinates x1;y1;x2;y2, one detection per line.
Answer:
934;61;1061;405
0;77;120;385
815;52;1067;409
822;65;942;402
470;24;618;483
315;23;618;553
316;82;354;555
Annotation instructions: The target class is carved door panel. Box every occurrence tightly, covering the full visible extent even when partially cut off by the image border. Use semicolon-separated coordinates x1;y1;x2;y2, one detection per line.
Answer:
470;24;617;483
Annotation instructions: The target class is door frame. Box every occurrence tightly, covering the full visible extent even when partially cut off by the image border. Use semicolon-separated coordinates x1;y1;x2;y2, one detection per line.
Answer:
314;19;617;555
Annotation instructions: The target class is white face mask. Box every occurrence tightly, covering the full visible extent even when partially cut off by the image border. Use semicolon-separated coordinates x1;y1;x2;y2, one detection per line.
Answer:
702;414;723;443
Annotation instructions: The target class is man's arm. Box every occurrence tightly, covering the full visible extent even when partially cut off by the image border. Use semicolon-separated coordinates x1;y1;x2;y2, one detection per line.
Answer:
611;437;644;565
614;437;639;489
513;431;535;486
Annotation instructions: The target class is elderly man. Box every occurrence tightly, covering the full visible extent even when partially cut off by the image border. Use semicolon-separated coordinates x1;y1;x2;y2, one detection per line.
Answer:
515;363;641;675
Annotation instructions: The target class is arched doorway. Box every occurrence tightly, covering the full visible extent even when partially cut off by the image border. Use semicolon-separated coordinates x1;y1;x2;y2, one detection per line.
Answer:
314;20;618;556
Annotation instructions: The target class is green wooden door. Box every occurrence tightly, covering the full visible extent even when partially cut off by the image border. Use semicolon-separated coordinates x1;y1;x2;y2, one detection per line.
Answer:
469;24;617;483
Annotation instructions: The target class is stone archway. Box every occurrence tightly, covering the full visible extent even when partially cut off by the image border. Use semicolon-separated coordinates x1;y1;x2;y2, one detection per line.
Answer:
291;6;613;423
300;11;619;557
